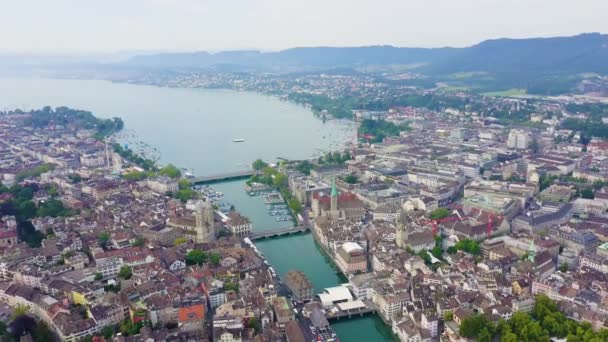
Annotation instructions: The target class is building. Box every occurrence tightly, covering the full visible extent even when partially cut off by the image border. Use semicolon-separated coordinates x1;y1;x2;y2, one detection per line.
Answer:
284;270;313;303
335;242;367;274
226;212;252;237
168;200;215;243
273;297;294;327
147;176;179;194
395;210;435;252
311;178;365;221
507;129;530;150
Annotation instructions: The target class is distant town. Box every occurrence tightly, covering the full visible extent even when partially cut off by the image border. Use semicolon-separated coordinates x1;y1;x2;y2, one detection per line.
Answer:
3;74;608;342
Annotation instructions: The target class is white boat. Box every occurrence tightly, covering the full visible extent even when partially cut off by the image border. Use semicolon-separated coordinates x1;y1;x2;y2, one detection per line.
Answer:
232;138;245;143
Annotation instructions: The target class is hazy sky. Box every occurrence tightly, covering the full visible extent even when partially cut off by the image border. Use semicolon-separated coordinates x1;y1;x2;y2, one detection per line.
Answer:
0;0;607;53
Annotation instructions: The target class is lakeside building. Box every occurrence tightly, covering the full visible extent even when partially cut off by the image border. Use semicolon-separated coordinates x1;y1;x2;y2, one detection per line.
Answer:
225;212;252;237
284;270;313;303
335;242;367;274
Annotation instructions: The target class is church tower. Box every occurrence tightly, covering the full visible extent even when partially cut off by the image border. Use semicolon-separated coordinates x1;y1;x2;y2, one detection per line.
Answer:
195;200;215;243
330;177;339;219
528;239;536;264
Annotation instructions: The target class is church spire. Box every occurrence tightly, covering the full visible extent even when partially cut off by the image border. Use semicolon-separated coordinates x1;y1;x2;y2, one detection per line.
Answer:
528;239;535;264
331;176;338;198
330;177;338;217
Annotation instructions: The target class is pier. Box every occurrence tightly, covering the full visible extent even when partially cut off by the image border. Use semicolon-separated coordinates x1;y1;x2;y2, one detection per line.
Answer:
192;170;258;184
249;226;310;240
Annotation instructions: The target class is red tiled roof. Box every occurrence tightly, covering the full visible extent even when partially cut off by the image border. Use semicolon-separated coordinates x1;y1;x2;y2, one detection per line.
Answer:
178;304;204;322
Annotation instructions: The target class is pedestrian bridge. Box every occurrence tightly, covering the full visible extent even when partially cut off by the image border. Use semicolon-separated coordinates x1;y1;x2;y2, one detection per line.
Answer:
249;226;310;240
192;170;258;184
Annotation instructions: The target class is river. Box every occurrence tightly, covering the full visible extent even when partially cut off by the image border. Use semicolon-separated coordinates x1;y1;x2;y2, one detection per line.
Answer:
0;77;395;341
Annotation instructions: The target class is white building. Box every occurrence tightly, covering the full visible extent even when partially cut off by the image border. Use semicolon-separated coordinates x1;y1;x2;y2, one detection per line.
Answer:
507;129;530;150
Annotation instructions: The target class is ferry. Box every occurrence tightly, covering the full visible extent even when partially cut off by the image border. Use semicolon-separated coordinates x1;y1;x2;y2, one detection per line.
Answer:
232;138;245;143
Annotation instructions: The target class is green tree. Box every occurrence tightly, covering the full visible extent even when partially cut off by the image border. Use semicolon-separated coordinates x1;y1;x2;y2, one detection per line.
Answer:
272;172;288;188
118;265;132;279
101;325;115;340
342;174;359;184
33;321;54;342
210;252;221;266
174;237;187;246
185;250;207;265
178;178;191;190
459;314;494;338
559;262;569;273
252;159;268;171
95;272;103;281
444;311;453;321
98;232;110;249
132;237;145;247
429;207;451;220
159;164;181;178
295;160;313;175
288;198;302;215
123;171;147;181
10;304;29;320
580;188;594;199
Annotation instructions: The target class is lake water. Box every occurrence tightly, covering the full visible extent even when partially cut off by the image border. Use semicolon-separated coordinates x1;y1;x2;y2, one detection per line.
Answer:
0;77;354;175
0;77;394;341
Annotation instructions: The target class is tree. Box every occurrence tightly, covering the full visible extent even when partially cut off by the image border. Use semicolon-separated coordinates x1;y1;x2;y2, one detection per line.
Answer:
224;280;239;292
581;188;594;199
118;265;132;279
272;172;288;188
95;272;103;281
10;304;29;320
252;159;268;171
174;237;187;246
454;239;481;255
123;171;147;181
342;174;358;184
429;208;450;220
459;314;494;338
288;198;302;215
33;321;54;342
132;237;145;247
98;232;110;249
185;250;207;265
159;164;181;178
295;160;313;175
478;327;492;342
210;252;221;266
247;317;261;333
101;325;115;340
559;262;569;273
444;311;453;321
178;178;191;190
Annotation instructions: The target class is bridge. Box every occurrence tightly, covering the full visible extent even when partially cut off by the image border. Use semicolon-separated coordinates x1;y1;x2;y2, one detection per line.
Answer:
249;226;310;240
326;306;377;321
191;170;258;184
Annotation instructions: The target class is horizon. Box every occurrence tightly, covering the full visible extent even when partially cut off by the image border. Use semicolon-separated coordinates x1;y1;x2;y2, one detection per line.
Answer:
1;0;607;54
0;32;606;57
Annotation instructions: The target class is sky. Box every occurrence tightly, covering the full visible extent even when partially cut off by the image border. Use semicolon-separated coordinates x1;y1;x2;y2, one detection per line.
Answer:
0;0;607;54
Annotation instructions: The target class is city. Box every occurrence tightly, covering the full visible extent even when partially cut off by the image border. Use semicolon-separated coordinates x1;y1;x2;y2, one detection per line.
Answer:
1;1;608;341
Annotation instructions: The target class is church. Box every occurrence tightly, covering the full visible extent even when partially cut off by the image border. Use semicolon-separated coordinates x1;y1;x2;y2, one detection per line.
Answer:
311;178;365;221
167;200;216;243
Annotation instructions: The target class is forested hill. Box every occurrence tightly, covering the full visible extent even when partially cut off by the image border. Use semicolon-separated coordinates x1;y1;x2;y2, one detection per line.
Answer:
123;33;608;75
425;33;608;75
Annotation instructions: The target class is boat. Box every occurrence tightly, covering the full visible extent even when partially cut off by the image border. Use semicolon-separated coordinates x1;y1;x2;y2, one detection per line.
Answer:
232;138;245;143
